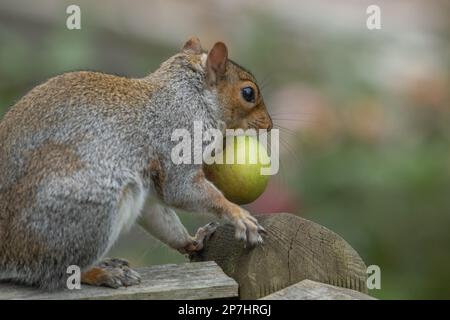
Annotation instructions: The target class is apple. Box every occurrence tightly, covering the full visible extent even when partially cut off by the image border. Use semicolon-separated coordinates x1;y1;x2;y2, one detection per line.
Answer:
203;136;270;205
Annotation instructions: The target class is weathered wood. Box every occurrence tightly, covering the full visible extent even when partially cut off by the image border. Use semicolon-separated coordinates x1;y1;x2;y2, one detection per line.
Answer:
192;213;368;299
261;279;375;300
0;261;238;300
0;213;370;300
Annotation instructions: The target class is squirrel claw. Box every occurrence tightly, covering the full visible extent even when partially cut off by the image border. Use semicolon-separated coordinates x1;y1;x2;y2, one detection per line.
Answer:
231;209;265;247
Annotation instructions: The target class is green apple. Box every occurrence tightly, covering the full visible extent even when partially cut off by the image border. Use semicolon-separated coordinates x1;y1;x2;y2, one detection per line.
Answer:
204;135;270;205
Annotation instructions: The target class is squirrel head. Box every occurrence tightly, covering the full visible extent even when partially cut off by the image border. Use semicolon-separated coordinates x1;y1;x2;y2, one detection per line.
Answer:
182;37;273;131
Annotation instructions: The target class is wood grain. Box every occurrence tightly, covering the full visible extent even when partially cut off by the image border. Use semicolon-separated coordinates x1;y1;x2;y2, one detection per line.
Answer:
0;261;238;300
261;279;375;300
192;213;369;299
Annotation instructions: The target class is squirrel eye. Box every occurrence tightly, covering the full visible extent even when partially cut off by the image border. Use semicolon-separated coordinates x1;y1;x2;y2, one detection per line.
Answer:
241;86;255;103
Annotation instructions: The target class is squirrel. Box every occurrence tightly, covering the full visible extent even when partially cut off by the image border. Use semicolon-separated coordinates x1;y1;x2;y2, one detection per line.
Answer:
0;37;273;290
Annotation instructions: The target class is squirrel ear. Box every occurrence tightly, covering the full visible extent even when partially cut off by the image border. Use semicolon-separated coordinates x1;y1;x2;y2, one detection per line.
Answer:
182;37;203;54
206;42;228;86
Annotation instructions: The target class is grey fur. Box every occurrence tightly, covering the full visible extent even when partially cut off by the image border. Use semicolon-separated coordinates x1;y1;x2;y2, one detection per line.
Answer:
0;45;269;289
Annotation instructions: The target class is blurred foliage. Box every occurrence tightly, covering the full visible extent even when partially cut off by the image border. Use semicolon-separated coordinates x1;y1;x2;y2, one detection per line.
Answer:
0;0;449;299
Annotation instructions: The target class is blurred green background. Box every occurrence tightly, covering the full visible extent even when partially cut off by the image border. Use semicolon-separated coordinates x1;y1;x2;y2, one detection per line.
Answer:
0;0;449;299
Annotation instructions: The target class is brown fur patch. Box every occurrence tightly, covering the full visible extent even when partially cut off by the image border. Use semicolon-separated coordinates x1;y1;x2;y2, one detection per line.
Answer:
0;72;158;144
200;169;241;219
193;169;206;184
81;266;109;286
144;157;166;198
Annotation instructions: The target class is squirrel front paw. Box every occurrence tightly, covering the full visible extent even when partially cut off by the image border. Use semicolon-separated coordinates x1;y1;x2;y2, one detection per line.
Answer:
81;258;141;289
228;208;266;246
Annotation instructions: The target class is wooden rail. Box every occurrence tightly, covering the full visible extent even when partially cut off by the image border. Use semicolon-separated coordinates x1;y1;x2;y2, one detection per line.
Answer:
261;280;374;300
0;213;374;300
0;261;238;300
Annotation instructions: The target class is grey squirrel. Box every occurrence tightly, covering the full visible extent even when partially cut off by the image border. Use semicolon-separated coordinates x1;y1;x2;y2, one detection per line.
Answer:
0;37;273;289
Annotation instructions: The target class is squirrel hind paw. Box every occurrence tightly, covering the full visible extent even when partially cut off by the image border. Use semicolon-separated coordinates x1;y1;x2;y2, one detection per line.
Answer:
195;222;219;242
180;222;219;257
81;258;141;289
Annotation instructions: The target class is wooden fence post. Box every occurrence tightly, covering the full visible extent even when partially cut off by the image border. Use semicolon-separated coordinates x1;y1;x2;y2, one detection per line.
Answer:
191;213;368;299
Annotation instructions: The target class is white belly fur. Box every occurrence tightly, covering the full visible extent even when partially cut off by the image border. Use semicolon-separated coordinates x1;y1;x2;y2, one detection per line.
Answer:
106;177;148;253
